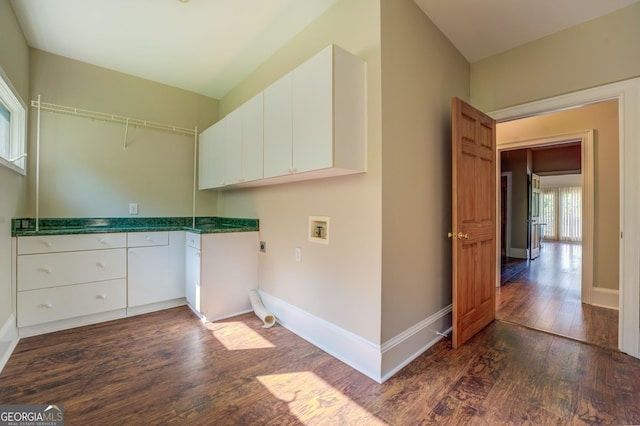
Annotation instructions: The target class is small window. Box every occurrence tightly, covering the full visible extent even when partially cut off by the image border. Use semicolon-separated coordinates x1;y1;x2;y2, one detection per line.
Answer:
0;65;27;174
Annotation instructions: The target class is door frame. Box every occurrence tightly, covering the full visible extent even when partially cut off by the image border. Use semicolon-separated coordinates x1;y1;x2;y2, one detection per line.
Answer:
488;77;640;358
496;132;594;304
500;171;512;261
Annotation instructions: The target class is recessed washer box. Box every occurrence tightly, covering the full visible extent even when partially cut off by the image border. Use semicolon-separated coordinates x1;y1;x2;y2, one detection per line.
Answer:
309;216;329;244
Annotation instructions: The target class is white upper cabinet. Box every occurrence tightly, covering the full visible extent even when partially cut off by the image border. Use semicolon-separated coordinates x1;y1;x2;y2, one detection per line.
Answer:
199;121;226;190
200;44;366;189
292;46;334;174
264;73;293;178
197;127;212;190
224;109;243;185
241;92;264;182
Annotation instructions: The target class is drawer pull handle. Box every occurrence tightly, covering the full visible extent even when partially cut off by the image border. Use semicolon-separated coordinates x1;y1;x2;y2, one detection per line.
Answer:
43;241;52;248
96;294;107;300
96;261;106;268
40;303;53;309
39;267;52;274
145;237;153;241
99;238;107;244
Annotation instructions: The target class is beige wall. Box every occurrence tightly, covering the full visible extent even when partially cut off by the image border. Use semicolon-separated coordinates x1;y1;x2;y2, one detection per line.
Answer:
498;100;619;289
216;0;383;344
500;150;528;250
471;2;640;111
28;50;219;217
0;0;29;329
379;0;469;340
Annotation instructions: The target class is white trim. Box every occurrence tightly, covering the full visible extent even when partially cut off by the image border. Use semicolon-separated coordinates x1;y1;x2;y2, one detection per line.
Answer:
380;305;452;382
501;171;513;260
591;287;619;310
258;290;382;383
0;64;27;175
203;308;253;323
0;314;19;373
126;298;186;317
18;309;127;338
508;248;529;259
258;290;453;383
495;130;594;304
490;77;640;359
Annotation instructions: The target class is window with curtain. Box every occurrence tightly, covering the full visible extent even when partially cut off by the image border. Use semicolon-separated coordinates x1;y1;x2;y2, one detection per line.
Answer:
541;186;582;242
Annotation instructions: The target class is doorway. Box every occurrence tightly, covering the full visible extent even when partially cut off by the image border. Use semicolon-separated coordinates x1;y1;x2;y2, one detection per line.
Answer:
489;78;640;359
493;100;618;348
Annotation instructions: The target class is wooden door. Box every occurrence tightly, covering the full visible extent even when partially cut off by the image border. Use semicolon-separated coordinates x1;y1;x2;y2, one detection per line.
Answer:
529;173;541;260
451;97;497;348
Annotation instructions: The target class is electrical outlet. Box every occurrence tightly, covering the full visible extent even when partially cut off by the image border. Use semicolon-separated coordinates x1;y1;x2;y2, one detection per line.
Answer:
260;241;266;253
129;203;138;215
295;247;301;262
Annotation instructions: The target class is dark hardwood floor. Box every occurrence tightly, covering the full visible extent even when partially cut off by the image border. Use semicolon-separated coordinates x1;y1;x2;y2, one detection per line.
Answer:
2;305;639;424
498;241;618;350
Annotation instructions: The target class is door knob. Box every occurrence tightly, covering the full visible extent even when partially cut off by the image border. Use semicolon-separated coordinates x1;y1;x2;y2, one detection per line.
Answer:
448;232;469;240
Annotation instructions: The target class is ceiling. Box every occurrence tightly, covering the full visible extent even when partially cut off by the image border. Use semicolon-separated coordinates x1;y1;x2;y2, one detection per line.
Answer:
10;0;337;99
10;0;640;100
414;0;640;62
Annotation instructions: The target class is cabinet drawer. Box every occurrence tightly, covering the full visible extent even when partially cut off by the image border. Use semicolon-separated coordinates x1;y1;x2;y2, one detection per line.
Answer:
17;279;127;327
186;232;201;250
18;248;126;291
17;233;126;255
127;231;169;247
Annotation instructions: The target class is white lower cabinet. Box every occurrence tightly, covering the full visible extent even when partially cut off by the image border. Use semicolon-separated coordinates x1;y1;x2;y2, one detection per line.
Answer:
199;232;259;321
185;232;201;315
17;279;127;328
184;231;258;321
127;231;185;309
16;233;128;335
15;229;254;335
16;231;186;336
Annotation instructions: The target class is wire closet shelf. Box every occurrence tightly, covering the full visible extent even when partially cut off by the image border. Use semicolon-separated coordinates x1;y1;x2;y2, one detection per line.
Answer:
30;99;197;137
29;96;200;231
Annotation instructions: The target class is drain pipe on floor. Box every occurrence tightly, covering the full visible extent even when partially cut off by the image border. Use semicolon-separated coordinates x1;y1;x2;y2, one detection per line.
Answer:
249;289;276;328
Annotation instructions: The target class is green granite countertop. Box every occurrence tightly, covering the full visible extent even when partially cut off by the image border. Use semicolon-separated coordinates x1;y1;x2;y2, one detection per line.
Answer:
12;217;259;237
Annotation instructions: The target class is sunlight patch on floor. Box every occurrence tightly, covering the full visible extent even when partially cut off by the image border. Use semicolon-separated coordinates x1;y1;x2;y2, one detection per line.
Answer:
206;321;275;350
257;371;387;425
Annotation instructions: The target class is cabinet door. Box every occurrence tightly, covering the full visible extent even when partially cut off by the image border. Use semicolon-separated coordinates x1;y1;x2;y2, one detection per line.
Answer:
263;73;293;178
167;231;185;300
128;245;169;307
185;245;201;312
210;119;227;188
242;92;264;182
225;110;243;185
198;127;213;190
293;46;333;173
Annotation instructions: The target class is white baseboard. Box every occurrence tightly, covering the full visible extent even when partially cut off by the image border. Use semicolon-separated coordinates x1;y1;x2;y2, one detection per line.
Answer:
258;291;453;384
591;287;619;310
18;309;128;338
204;308;253;323
381;305;452;381
126;298;186;317
258;290;382;382
0;314;19;374
509;248;529;259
